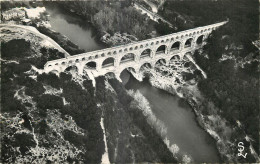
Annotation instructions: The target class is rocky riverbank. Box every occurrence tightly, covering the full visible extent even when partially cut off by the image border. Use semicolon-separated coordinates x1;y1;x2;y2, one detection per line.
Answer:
139;52;245;162
101;32;138;46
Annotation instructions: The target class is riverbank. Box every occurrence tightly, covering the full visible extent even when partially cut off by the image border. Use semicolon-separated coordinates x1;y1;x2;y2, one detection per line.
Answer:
51;1;158;46
142;56;238;162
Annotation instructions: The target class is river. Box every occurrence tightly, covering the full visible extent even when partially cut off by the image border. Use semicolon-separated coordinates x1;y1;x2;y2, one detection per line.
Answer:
45;3;106;52
45;4;220;163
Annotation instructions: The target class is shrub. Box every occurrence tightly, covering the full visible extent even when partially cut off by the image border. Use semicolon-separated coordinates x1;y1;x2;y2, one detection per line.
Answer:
37;94;63;110
1;39;32;60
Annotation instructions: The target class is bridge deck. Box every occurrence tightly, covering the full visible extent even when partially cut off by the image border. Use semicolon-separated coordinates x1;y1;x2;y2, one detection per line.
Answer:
44;21;228;68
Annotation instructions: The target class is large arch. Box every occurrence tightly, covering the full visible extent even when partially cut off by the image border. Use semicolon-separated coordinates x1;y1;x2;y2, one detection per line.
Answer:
140;49;152;59
170;41;181;51
64;65;78;73
49;69;59;75
102;57;115;68
120;53;135;64
155;58;166;66
183;52;191;61
196;35;204;45
84;61;97;69
119;67;136;83
184;38;193;48
139;62;152;72
156;45;167;55
170;55;180;61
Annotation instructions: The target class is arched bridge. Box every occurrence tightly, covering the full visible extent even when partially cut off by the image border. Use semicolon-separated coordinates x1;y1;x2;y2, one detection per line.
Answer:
44;21;227;81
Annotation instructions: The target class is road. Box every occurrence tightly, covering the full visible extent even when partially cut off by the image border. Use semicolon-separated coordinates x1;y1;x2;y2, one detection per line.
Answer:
0;24;70;57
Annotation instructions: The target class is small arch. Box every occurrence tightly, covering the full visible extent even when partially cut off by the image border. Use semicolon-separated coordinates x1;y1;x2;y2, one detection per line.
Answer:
171;41;181;51
140;49;152;59
129;47;133;51
113;51;117;55
161;40;164;43
151;42;154;45
146;43;149;47
156;45;167;55
108;52;111;55
48;65;52;67
124;48;128;52
102;57;115;68
85;61;97;69
184;38;193;48
119;49;122;53
82;58;86;61
61;62;66;65
75;59;80;63
101;53;105;57
120;53;135;64
55;63;59;65
88;56;92;60
95;55;98;59
140;45;144;48
156;41;159;44
176;36;179;39
196;35;204;45
135;46;138;50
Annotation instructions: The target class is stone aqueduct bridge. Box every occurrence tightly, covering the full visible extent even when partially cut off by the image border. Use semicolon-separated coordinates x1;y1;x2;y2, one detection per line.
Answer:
44;21;227;81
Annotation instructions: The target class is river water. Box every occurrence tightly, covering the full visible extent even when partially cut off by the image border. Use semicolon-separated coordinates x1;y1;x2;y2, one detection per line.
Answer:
45;4;106;52
45;4;220;163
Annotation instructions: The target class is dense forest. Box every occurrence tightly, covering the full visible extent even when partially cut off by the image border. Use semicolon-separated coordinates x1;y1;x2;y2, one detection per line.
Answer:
159;0;259;161
1;39;105;163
